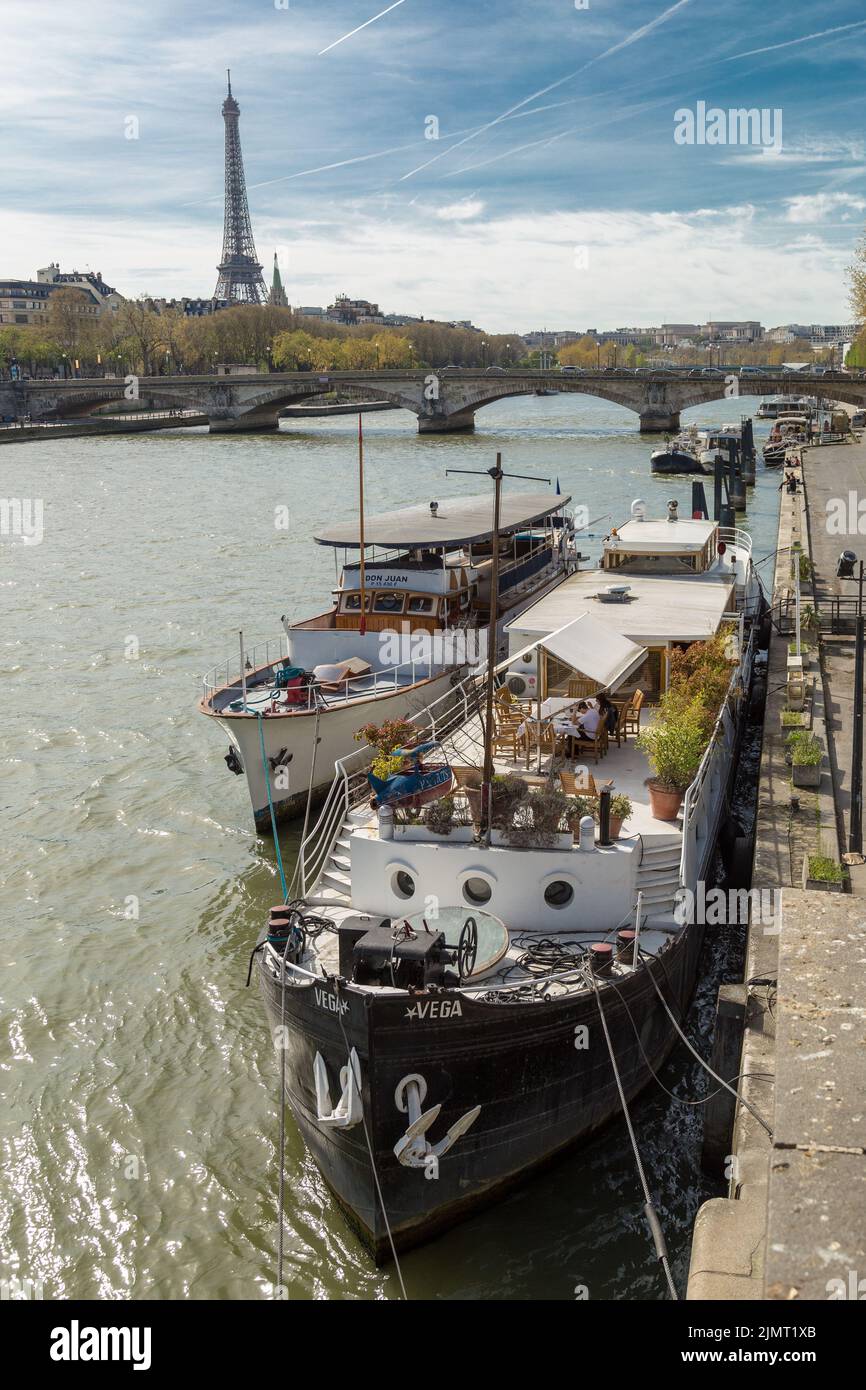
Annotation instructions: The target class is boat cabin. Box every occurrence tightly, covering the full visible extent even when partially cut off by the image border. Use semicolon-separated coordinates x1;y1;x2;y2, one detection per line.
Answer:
284;492;573;671
505;502;751;703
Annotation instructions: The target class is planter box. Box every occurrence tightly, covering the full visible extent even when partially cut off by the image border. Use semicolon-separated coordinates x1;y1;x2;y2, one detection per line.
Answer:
393;824;476;843
792;762;822;788
780;712;807;733
802;857;845;892
490;829;574;850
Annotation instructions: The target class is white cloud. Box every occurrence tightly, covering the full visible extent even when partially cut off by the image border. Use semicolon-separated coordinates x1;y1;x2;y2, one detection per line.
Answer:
784;192;866;223
434;198;485;221
0;199;851;330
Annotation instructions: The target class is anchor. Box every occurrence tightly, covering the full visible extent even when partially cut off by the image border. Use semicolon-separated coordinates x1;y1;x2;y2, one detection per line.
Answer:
392;1073;481;1178
313;1048;363;1129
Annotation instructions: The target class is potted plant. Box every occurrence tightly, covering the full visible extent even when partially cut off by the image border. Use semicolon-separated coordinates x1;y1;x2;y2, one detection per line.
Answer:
608;793;633;840
803;853;845;893
354;716;421;779
637;699;708;820
422;794;455;837
565;794;595;842
780;708;807;733
787;731;823;787
503;785;569;848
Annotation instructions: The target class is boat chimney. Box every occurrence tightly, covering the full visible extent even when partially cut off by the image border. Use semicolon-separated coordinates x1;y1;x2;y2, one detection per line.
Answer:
667;499;679;523
630;499;646;522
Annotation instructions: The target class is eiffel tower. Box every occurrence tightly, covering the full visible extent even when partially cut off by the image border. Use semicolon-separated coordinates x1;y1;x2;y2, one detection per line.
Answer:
214;72;267;304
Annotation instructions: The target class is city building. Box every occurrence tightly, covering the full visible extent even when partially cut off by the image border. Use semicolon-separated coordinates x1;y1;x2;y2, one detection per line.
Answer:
654;324;700;346
700;320;763;342
0;265;123;326
37;264;123;315
0;278;53;326
144;296;229;317
325;295;385;325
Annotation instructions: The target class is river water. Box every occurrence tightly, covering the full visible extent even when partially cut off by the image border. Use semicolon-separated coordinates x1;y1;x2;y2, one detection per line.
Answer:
0;393;780;1301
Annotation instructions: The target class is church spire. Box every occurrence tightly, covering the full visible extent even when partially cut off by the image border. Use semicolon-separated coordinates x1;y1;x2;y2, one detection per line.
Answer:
270;251;288;308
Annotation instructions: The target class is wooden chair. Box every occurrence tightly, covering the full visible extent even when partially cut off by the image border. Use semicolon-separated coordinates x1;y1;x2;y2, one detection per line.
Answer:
570;722;608;764
560;769;599;796
567;677;596;699
491;708;523;761
620;689;644;740
523;718;561;767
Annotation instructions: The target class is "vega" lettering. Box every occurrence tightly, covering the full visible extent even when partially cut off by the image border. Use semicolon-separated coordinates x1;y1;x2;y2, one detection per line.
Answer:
314;988;348;1015
405;999;463;1021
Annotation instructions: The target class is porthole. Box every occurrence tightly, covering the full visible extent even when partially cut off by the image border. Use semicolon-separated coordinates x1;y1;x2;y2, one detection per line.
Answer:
463;876;492;906
392;869;416;900
544;880;574;909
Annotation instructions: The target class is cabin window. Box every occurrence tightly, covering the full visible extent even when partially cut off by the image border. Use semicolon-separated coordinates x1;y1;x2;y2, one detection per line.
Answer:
342;593;370;612
407;595;434;614
373;592;404;614
463;876;492;906
392;870;416;900
544;880;574;908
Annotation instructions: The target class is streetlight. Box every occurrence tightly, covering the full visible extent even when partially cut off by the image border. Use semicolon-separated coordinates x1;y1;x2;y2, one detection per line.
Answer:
837;548;865;853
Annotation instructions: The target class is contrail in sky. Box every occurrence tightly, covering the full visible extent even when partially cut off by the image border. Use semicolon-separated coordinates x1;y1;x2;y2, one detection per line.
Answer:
398;0;693;180
723;19;866;61
319;0;408;56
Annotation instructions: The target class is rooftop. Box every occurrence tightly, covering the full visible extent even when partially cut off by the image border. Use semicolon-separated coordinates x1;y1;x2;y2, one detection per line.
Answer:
508;567;735;646
314;491;571;550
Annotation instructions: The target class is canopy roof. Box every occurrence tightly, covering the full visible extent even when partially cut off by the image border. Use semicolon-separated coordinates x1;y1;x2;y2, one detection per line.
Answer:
314;491;570;550
515;613;647;692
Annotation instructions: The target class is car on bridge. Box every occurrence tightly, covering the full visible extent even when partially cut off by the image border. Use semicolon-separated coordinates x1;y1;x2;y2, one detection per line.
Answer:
485;365;506;373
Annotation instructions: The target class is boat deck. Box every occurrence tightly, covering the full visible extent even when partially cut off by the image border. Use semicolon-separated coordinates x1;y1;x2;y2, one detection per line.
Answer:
276;893;681;1003
208;662;433;714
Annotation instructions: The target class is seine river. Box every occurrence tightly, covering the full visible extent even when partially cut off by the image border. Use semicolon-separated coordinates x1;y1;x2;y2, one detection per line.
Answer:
0;393;780;1301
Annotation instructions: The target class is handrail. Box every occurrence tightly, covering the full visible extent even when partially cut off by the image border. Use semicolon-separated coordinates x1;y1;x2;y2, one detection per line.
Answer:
297;665;487;893
201;642;440;708
678;622;755;892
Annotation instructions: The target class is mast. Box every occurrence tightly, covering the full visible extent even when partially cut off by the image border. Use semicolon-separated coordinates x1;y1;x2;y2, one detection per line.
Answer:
358;414;367;637
480;456;503;842
446;455;550;844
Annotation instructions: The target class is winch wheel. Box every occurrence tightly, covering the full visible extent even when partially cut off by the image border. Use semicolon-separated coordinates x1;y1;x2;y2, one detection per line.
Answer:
458;916;478;979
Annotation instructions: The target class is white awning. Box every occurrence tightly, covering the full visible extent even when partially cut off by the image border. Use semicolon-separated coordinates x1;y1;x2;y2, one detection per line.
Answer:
515;612;647;691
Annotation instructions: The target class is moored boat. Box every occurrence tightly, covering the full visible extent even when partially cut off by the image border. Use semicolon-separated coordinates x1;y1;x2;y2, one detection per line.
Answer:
256;499;763;1259
200;483;575;830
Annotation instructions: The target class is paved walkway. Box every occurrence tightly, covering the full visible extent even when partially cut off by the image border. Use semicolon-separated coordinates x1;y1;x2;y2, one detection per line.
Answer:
803;435;866;892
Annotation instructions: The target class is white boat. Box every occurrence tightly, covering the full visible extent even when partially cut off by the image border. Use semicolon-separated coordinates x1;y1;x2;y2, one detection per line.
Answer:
258;499;764;1259
200;489;575;829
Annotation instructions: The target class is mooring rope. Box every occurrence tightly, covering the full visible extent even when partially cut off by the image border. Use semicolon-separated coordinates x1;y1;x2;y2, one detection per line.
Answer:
590;972;679;1301
256;712;288;901
288;692;323;900
334;980;408;1300
276;935;292;1297
641;955;774;1139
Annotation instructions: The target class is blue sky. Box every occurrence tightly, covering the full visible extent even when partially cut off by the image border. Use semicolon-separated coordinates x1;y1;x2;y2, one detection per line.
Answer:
3;0;866;330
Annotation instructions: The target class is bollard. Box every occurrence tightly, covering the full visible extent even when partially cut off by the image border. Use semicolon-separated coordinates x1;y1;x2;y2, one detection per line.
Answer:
578;814;596;852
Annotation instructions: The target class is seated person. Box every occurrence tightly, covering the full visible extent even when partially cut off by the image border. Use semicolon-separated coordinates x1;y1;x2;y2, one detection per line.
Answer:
573;701;601;740
595;691;619;734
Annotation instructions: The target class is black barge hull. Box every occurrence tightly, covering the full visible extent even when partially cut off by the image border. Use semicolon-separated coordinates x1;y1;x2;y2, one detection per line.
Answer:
259;919;703;1261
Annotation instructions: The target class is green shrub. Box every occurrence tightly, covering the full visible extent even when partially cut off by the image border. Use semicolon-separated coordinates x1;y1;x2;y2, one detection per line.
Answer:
637;697;709;790
787;731;822;766
807;855;844;883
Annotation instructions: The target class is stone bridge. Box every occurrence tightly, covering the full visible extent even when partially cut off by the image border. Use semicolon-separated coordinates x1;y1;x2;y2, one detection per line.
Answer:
6;369;866;435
